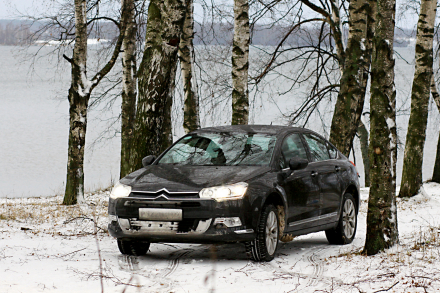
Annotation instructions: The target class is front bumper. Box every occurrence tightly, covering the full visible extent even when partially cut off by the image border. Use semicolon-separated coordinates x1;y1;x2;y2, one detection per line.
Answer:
108;196;256;243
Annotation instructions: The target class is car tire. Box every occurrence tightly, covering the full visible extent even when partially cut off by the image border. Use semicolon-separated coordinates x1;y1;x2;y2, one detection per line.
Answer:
325;193;357;245
245;204;279;262
117;239;150;256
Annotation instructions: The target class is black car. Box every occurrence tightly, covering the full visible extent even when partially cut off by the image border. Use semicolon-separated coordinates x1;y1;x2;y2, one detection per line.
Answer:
108;125;360;261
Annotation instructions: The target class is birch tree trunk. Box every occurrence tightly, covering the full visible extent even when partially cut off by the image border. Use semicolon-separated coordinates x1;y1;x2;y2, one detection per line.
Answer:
399;0;437;197
329;0;371;156
430;75;440;182
358;120;370;186
63;0;89;205
358;1;375;188
120;0;137;178
231;0;250;125
63;1;129;205
129;0;186;171
330;0;345;69
432;134;440;182
363;0;398;255
179;0;200;133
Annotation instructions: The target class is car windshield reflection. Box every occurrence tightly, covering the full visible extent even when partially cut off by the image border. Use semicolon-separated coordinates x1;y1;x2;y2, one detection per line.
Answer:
158;132;277;166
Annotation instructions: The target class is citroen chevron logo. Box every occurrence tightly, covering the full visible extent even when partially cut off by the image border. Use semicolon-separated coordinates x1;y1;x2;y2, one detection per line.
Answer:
154;194;169;200
155;188;171;194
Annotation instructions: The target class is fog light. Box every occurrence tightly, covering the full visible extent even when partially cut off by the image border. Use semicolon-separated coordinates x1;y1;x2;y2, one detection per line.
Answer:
214;217;242;227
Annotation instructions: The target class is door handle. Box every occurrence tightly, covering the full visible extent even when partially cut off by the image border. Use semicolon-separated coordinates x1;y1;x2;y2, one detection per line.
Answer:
335;166;341;172
311;171;318;177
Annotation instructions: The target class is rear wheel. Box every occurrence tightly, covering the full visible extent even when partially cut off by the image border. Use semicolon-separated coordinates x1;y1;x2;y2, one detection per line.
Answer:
246;205;279;262
325;193;357;244
117;239;150;256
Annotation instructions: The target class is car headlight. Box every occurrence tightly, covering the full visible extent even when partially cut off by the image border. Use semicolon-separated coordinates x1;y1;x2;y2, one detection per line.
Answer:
110;183;132;199
199;182;248;201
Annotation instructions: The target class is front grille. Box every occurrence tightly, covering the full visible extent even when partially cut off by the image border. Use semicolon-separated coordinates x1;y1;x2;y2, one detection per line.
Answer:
123;200;201;208
131;189;199;200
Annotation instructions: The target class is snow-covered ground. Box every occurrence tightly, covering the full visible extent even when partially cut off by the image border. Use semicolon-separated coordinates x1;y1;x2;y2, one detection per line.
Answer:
1;183;440;293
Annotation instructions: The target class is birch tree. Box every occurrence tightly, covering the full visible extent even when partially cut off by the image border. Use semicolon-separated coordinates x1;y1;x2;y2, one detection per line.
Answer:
255;0;374;164
399;0;437;197
120;0;137;178
430;75;440;182
179;0;200;133
329;0;373;157
231;0;250;125
129;0;186;171
358;119;370;186
363;0;398;255
63;0;129;205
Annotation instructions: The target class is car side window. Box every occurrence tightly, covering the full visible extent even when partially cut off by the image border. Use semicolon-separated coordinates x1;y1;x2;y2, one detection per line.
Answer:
280;133;308;168
303;134;331;162
327;143;338;159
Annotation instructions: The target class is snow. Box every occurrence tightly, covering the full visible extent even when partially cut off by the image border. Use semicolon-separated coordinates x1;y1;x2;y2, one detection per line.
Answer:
78;64;93;98
386;117;395;129
360;38;366;51
34;39;110;47
1;183;440;292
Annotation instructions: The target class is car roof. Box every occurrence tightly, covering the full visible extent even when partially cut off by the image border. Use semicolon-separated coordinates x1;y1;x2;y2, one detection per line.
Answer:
191;125;305;135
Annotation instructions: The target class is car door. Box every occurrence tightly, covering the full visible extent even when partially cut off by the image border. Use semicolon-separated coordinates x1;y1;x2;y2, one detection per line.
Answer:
302;133;342;224
278;133;321;231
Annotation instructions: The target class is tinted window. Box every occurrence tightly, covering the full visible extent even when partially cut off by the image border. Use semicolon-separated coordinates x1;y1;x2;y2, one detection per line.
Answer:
280;133;308;168
303;134;330;161
327;143;338;159
158;132;277;166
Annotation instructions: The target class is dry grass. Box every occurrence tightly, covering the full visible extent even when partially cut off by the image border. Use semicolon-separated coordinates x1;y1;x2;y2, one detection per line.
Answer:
0;191;110;236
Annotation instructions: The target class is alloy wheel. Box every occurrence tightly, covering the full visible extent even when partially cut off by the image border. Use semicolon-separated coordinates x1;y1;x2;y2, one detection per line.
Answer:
342;199;356;239
265;210;279;255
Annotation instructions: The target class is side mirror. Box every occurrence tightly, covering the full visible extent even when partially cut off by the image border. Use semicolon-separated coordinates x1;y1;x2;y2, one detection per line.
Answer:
142;155;156;167
289;157;308;171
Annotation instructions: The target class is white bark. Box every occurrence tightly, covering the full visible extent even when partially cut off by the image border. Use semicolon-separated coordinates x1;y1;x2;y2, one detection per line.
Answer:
130;0;186;171
231;0;250;125
64;0;129;204
120;0;137;178
364;0;399;254
399;0;437;197
179;0;200;133
330;0;345;72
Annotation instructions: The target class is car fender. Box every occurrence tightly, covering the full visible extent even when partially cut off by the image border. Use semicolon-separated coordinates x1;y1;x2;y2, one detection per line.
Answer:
337;179;361;218
248;183;288;232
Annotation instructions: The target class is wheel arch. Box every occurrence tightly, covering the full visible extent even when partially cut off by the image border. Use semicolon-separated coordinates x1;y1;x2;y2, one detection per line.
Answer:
344;184;360;213
254;191;287;233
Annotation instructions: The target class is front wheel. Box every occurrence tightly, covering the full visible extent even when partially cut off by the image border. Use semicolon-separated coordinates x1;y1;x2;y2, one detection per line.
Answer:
117;239;150;256
246;204;279;262
325;193;357;244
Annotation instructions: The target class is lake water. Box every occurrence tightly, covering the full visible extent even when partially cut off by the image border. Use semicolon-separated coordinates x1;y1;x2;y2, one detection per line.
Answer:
0;45;439;197
0;46;121;197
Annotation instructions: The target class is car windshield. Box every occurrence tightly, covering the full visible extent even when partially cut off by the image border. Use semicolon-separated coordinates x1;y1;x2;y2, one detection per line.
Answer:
158;132;277;166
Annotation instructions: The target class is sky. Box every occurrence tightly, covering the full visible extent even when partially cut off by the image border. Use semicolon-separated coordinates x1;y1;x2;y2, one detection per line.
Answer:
0;0;418;29
0;0;34;19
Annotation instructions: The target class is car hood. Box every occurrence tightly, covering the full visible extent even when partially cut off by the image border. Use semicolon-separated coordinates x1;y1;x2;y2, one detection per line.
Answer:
120;165;271;192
